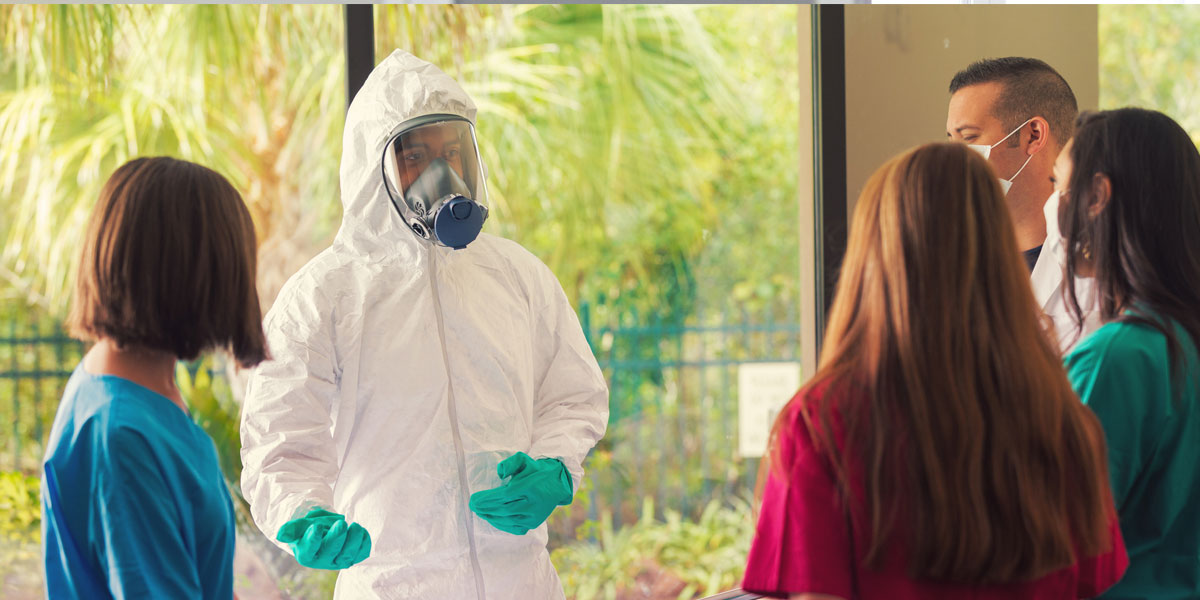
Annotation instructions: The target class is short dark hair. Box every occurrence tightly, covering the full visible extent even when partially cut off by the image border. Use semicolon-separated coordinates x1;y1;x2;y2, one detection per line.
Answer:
949;57;1078;146
68;157;269;368
1062;108;1200;393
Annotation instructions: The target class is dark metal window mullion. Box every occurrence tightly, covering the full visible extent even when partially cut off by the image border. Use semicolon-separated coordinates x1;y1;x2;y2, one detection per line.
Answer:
813;5;848;352
345;5;376;112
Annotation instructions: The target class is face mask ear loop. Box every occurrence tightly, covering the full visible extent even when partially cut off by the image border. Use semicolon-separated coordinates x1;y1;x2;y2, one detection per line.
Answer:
1002;118;1039;182
995;117;1035;149
1008;151;1035;182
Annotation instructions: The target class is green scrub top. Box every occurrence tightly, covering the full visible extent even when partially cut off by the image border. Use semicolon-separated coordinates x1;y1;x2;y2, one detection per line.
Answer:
1065;313;1200;600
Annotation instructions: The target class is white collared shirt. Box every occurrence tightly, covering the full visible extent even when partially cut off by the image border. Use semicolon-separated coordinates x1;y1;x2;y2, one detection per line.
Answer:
1031;192;1102;354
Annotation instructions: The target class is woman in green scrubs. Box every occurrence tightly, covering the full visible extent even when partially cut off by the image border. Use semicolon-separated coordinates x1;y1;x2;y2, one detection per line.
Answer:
1055;108;1200;599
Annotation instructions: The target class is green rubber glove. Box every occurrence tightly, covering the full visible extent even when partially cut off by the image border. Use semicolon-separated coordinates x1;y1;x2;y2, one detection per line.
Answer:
276;507;372;570
469;452;574;535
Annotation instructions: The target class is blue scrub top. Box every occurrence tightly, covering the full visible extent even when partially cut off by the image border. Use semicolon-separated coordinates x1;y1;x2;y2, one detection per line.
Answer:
41;365;235;600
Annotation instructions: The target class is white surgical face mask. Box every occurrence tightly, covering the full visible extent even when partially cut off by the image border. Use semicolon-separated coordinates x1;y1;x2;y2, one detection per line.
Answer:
968;117;1036;195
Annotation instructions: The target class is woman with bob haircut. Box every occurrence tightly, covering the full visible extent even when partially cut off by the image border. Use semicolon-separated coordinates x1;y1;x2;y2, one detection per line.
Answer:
742;142;1127;599
1057;108;1200;599
41;156;268;599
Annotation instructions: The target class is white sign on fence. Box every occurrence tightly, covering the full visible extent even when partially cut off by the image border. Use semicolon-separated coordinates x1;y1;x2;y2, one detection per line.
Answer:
737;362;802;458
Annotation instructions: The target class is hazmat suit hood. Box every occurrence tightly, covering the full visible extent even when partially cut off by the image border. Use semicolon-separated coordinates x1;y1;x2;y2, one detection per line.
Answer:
241;49;609;600
336;49;479;256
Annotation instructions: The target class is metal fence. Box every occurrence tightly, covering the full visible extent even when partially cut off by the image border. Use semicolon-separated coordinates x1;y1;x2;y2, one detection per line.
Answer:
572;301;801;531
0;314;86;471
1;303;802;531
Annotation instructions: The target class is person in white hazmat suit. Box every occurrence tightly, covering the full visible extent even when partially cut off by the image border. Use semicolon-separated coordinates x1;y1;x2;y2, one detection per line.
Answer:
239;49;610;599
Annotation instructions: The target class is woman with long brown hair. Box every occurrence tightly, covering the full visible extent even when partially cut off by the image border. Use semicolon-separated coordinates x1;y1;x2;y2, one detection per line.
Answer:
741;142;1127;599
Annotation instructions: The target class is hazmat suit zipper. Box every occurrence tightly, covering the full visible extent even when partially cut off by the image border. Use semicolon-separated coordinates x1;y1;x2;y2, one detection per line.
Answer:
427;248;488;600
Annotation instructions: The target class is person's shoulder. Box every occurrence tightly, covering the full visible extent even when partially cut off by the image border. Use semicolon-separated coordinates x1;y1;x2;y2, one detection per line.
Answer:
778;379;850;442
280;247;350;291
103;382;185;435
50;370;190;468
62;371;152;424
1069;318;1168;371
475;233;547;268
794;377;858;410
63;381;162;465
472;233;562;294
770;379;859;478
1065;319;1172;406
46;369;114;452
264;247;355;321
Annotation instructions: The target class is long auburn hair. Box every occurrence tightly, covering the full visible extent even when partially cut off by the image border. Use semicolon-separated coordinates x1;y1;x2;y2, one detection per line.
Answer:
770;142;1113;584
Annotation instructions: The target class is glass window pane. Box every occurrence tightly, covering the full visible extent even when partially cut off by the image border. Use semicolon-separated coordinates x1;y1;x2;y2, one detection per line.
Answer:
2;5;818;598
0;5;346;597
374;6;812;597
1100;4;1200;145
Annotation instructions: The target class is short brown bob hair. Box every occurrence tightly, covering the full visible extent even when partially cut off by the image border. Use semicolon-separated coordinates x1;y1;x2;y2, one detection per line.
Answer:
67;157;268;368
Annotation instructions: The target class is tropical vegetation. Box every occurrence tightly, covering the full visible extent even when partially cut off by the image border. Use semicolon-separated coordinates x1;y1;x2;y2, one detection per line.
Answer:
3;3;1197;598
1;4;800;597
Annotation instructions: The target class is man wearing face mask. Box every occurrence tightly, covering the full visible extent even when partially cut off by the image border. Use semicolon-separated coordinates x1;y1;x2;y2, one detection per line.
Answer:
239;49;609;599
946;57;1100;352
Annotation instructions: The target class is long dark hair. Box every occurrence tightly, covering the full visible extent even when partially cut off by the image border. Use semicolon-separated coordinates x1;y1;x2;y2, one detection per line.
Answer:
771;143;1113;584
1061;108;1200;391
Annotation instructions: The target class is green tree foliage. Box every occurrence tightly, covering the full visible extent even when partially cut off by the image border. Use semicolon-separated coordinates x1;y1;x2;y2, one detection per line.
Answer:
2;5;801;331
0;5;346;312
375;5;800;326
0;471;42;594
0;471;39;546
1099;5;1200;146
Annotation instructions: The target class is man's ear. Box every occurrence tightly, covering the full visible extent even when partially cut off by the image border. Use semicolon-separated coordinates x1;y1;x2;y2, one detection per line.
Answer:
1089;172;1112;218
1026;117;1052;156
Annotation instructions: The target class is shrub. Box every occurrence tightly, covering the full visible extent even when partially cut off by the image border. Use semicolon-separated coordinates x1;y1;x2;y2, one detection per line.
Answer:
552;496;754;600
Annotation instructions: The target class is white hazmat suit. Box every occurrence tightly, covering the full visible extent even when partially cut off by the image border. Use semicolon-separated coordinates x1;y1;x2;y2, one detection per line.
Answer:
240;49;610;599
